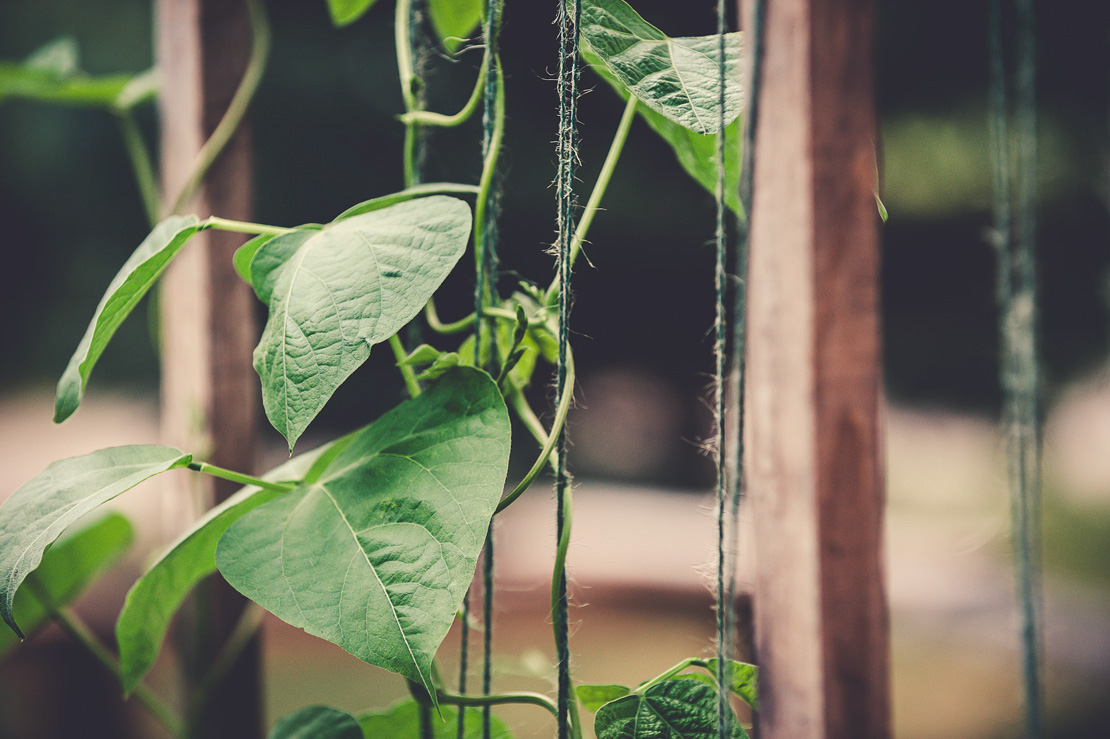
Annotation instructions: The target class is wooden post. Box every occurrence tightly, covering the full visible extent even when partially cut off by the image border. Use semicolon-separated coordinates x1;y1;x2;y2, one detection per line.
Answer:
744;0;891;737
157;0;263;736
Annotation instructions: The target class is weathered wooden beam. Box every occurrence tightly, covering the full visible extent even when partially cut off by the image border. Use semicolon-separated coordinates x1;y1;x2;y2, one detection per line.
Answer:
157;0;262;735
744;0;891;736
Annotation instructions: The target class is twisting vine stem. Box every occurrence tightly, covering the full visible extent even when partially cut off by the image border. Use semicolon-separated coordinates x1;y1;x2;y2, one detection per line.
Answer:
554;0;583;737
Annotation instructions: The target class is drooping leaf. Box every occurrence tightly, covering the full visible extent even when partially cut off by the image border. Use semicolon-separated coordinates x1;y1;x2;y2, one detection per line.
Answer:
703;658;758;710
581;38;741;215
594;676;748;739
357;699;514;738
252;196;471;450
270;705;363;739
55;216;204;422
580;0;742;135
398;345;461;383
216;368;510;698
327;0;380;27
577;684;631;713
116;438;343;695
0;446;191;639
0;513;133;657
0;38;143;108
428;0;484;53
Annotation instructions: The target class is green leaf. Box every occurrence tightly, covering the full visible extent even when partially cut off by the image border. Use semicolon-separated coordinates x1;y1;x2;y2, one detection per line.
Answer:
397;344;445;367
704;658;758;710
428;0;484;53
594;676;748;739
216;368;510;698
398;346;461;383
357;699;514;738
54;215;203;422
580;0;742;135
0;38;142;108
270;705;363;739
577;684;631;713
581;41;741;215
116;438;344;695
0;513;133;657
327;0;380;27
252;196;471;450
0;446;191;639
233;232;279;284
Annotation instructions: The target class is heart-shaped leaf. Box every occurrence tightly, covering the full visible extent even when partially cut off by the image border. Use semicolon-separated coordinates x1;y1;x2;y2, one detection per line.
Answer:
55;215;204;422
115;437;347;695
428;0;484;53
0;446;191;638
252;196;471;450
327;0;380;27
594;676;748;739
0;513;132;657
580;13;741;215
580;0;742;136
216;368;510;698
270;705;363;739
358;699;515;738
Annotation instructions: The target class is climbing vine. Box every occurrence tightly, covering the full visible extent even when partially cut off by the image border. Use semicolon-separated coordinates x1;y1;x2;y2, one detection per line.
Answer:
0;1;756;737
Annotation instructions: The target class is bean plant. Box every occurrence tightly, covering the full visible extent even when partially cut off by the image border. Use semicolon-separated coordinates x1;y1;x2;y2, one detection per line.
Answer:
0;0;757;737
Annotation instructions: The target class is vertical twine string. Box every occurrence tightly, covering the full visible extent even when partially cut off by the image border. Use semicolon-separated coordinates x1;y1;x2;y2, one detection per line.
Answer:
713;0;731;736
989;1;1044;736
555;1;581;738
724;0;766;734
480;5;503;737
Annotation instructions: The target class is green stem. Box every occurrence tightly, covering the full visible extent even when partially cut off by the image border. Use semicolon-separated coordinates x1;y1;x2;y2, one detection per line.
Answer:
495;347;574;513
636;658;698;693
390;334;422;398
399;55;488;127
395;0;419;188
49;606;184;737
472;57;505;294
551;474;583;739
424;301;517;335
187;462;295;493
436;689;559;717
204;216;289;236
168;0;270;216
546;95;637;304
114;109;160;226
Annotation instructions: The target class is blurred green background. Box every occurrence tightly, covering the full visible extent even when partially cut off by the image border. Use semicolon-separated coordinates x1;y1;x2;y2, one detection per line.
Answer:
0;1;1108;738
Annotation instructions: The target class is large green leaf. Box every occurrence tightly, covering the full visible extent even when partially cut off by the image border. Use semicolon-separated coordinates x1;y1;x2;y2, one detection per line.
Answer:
580;0;742;135
216;368;510;697
0;446;191;639
0;513;133;657
270;705;363;739
428;0;483;53
594;676;748;739
252;196;471;450
115;437;347;695
581;28;741;215
357;699;514;738
55;216;204;422
0;37;147;108
327;0;380;27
